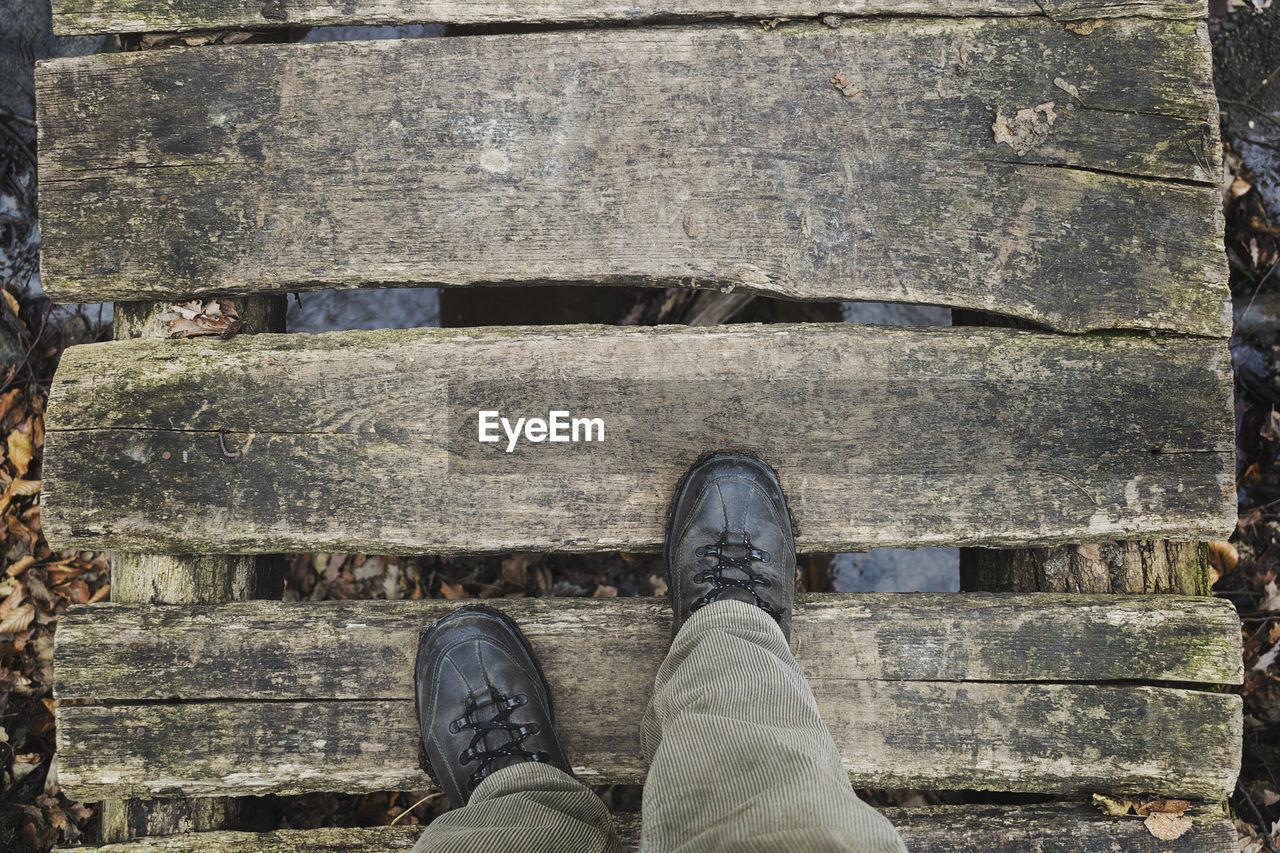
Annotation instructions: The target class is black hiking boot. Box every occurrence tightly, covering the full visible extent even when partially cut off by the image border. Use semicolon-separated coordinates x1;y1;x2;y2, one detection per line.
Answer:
415;605;572;807
666;452;797;640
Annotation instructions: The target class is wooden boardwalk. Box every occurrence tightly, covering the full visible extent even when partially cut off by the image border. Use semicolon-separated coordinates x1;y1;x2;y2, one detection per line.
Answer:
35;0;1240;848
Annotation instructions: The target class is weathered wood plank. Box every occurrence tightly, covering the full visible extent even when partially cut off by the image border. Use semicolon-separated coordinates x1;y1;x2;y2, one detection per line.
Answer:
51;594;1245;799
99;297;288;843
41;324;1236;555
35;21;1227;334
90;805;1238;853
55;683;1241;799
53;596;1245;702
49;0;1211;37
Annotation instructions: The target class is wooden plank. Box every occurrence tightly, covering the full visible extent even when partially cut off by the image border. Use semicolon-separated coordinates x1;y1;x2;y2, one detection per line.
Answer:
35;21;1228;335
55;683;1241;799
49;0;1212;37
41;324;1236;555
53;595;1245;800
90;805;1238;852
99;298;288;843
53;596;1245;702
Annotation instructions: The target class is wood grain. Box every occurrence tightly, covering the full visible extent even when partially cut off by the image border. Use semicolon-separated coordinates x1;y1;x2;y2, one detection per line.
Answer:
53;595;1245;702
98;297;288;843
35;21;1227;334
54;595;1242;800
56;684;1241;799
49;0;1212;37
91;805;1237;853
42;324;1236;555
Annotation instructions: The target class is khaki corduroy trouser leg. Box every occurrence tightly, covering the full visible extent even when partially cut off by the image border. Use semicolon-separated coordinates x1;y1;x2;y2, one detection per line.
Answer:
639;599;906;853
408;760;619;853
410;598;905;853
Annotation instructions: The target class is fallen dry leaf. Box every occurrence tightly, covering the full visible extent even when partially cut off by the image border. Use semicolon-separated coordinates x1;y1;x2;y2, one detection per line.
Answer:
8;479;40;497
7;431;33;478
439;582;466;600
1135;798;1190;816
1262;410;1280;443
2;288;21;320
164;299;243;339
1262;580;1280;612
1091;793;1134;816
140;30;256;48
1209;540;1239;584
1236;819;1266;853
0;603;35;635
501;554;539;588
6;555;34;578
1254;641;1279;673
1210;540;1240;573
1144;812;1192;840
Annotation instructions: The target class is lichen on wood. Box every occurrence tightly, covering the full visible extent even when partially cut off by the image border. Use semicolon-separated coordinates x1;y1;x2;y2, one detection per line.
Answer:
42;324;1235;556
35;20;1226;334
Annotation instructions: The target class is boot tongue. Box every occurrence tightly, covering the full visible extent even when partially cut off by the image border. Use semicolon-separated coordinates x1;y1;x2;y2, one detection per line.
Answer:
717;530;749;559
713;588;758;606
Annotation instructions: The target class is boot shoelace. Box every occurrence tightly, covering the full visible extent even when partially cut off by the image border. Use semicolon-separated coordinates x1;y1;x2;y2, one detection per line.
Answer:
449;691;550;792
692;534;784;621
